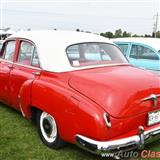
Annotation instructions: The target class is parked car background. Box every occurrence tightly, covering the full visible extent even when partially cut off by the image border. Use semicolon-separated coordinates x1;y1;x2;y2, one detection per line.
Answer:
113;38;160;74
0;31;160;157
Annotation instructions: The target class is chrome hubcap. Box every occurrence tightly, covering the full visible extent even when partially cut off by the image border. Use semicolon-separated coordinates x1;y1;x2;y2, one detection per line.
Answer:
43;118;53;135
40;112;57;143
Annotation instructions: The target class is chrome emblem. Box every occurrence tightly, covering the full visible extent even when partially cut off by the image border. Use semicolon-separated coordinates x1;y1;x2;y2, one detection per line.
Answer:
141;94;160;109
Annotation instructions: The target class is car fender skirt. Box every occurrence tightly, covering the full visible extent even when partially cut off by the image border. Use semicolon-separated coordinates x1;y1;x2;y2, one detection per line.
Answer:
75;125;160;154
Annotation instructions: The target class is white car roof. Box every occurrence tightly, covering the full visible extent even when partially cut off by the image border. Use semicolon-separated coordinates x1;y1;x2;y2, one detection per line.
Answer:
8;30;114;72
112;38;160;52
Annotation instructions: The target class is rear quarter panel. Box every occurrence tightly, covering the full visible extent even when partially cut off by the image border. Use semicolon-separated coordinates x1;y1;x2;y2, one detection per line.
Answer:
30;72;107;143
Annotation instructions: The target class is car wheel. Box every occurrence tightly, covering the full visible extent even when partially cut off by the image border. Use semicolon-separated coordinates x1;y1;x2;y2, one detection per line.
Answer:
36;110;65;149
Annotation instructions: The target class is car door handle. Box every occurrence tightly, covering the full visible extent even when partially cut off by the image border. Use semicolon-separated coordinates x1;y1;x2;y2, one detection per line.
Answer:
8;65;14;69
32;72;40;76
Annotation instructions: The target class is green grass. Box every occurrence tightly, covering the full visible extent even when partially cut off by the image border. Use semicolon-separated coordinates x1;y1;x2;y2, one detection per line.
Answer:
0;103;160;160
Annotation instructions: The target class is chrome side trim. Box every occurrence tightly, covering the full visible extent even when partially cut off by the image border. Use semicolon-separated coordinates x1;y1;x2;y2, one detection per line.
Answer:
75;125;160;155
18;94;25;117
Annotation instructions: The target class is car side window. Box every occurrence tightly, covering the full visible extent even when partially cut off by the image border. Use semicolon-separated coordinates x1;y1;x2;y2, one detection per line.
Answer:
18;41;35;65
130;44;159;60
3;41;16;62
31;48;40;67
117;44;128;56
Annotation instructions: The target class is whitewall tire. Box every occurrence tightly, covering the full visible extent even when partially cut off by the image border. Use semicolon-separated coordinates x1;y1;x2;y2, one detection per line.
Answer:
36;110;65;149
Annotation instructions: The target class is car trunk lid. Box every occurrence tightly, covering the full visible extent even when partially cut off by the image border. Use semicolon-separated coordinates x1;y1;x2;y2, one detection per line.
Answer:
69;66;160;118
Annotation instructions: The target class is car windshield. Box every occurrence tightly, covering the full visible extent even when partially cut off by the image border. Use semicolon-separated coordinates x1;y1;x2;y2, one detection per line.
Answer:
66;42;128;67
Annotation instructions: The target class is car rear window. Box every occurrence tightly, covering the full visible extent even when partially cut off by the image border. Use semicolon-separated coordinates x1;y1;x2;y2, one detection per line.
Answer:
66;42;128;67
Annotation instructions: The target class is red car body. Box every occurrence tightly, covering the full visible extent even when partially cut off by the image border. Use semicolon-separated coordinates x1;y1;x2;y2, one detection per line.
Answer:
0;31;160;155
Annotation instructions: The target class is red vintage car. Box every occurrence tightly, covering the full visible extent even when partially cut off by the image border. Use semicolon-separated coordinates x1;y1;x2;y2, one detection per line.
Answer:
0;30;160;156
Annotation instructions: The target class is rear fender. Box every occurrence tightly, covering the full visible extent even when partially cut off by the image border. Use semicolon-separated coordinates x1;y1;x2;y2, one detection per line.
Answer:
31;80;107;143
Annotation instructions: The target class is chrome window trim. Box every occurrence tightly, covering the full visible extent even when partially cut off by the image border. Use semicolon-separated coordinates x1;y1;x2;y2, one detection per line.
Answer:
0;58;14;64
14;62;41;70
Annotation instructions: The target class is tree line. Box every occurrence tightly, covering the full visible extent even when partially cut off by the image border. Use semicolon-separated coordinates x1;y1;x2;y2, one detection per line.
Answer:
76;28;160;38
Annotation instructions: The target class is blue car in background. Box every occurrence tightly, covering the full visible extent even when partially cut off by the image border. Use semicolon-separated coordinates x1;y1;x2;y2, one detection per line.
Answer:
113;38;160;74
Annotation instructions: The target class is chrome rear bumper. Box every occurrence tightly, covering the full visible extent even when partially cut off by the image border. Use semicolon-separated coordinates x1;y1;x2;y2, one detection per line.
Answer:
75;126;160;154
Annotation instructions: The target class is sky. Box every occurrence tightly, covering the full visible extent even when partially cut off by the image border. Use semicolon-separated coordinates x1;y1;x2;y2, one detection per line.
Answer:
1;0;160;35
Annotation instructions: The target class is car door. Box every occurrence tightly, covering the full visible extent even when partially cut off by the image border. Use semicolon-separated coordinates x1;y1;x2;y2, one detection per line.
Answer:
9;39;41;110
129;43;160;71
0;40;17;104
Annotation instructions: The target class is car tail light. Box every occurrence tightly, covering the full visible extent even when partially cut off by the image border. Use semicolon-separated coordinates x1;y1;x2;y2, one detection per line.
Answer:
104;113;111;128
